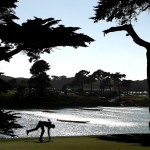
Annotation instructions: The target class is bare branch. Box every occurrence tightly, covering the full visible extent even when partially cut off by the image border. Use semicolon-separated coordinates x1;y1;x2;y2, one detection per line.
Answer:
103;24;150;48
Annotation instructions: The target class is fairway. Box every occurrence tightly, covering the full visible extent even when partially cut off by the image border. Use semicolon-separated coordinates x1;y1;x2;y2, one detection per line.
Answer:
0;135;150;150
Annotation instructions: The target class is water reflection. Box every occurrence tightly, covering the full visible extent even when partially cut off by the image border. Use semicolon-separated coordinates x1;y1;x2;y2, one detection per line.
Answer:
1;107;149;138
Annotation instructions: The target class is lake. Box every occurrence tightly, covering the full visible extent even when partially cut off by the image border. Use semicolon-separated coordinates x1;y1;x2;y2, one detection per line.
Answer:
1;107;150;138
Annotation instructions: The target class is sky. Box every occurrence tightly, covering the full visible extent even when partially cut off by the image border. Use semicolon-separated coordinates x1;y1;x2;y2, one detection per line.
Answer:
0;0;150;80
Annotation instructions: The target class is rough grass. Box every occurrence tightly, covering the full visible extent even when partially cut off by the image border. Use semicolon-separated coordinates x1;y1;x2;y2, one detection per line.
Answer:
0;134;150;150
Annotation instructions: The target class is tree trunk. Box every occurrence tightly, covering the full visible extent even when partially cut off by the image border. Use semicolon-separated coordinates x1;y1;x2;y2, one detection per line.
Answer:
118;84;121;101
99;80;102;98
127;87;129;95
102;86;105;95
147;50;150;112
109;86;111;94
81;81;84;92
90;82;93;93
146;49;150;130
103;23;150;127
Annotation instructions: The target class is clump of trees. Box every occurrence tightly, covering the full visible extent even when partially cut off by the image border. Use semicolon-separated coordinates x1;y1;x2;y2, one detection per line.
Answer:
70;69;127;97
71;70;90;92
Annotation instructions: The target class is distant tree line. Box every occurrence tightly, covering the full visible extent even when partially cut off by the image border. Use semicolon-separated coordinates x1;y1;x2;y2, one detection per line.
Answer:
0;70;148;94
62;70;148;96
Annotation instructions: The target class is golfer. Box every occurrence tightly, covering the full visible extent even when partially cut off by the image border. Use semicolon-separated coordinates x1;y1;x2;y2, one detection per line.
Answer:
26;119;55;142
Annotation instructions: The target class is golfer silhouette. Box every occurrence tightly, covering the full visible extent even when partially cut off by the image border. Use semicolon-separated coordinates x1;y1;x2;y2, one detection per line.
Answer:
26;119;55;142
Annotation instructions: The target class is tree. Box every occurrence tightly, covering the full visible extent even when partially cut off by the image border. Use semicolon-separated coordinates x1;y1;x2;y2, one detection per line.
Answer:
101;72;112;95
92;0;150;106
73;70;90;92
0;0;18;23
0;110;22;137
0;1;94;62
29;60;51;95
93;69;109;97
122;79;132;95
111;72;126;100
85;74;96;93
0;72;22;137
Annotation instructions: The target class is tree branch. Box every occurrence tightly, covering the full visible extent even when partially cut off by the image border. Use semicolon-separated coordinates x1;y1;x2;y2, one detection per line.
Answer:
0;45;22;61
103;24;150;49
142;4;150;11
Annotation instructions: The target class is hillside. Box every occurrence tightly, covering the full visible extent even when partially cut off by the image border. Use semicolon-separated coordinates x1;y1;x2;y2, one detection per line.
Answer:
0;75;14;81
0;75;29;88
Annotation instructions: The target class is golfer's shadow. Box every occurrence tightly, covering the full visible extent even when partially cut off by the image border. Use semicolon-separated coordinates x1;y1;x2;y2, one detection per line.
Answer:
25;140;54;143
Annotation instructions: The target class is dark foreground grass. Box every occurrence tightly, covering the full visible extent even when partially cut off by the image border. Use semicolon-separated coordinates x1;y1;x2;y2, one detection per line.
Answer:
0;134;150;150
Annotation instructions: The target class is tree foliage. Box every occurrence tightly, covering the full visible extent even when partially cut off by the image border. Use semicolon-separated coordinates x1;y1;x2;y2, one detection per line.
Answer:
0;1;94;62
30;60;50;76
92;0;150;25
0;0;19;24
29;60;51;95
0;73;21;137
122;79;132;94
0;110;22;137
71;70;90;91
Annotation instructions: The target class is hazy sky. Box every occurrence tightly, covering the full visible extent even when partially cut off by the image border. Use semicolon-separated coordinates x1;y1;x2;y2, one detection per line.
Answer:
0;0;149;80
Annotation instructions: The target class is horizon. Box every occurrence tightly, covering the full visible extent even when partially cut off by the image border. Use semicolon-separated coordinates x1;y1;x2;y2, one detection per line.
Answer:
1;73;147;82
0;0;149;80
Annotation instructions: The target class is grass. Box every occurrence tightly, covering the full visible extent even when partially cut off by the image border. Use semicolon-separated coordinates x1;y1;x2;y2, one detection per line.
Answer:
0;134;150;150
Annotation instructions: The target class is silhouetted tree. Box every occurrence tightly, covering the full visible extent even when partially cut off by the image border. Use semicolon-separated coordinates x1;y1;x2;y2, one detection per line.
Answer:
101;71;110;95
93;69;104;97
122;79;132;95
92;0;150;107
0;110;22;137
0;1;94;62
101;72;112;95
85;74;96;93
29;60;50;95
73;70;90;92
111;72;126;100
0;74;22;137
0;0;18;23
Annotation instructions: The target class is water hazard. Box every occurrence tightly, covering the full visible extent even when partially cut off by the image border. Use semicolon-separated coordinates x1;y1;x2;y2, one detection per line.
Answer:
1;107;150;138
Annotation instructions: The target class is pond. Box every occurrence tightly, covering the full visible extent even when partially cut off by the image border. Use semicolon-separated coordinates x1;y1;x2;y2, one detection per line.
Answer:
1;107;150;138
